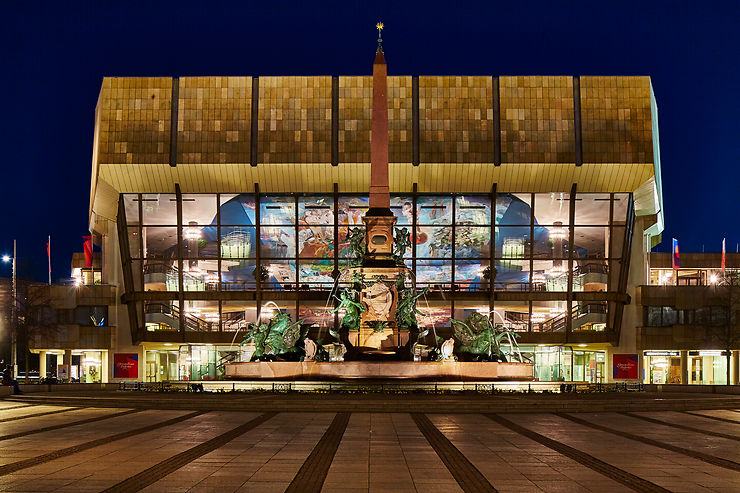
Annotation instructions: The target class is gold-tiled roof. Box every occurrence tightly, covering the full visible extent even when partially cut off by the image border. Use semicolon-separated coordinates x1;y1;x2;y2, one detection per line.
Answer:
90;75;661;230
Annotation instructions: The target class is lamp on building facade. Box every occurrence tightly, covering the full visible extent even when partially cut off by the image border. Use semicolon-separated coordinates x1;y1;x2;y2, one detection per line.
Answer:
2;240;17;379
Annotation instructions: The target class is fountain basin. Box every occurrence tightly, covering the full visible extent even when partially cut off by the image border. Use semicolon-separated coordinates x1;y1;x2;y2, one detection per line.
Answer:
225;361;534;381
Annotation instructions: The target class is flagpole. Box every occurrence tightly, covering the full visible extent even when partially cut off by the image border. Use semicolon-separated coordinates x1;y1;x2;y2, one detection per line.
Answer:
48;235;51;285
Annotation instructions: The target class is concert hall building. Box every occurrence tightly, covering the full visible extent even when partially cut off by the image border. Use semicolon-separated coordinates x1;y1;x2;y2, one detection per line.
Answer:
47;55;666;383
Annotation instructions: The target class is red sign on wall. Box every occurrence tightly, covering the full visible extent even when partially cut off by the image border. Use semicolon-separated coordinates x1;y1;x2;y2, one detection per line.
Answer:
613;354;638;380
114;353;139;379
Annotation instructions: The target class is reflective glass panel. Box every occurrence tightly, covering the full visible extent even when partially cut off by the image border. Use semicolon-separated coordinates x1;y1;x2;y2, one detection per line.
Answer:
390;195;413;225
531;300;568;332
219;194;256;225
222;301;257;331
455;227;490;258
416;260;452;285
494;259;530;292
416;227;452;258
575;193;610;225
612;193;630;225
298;260;335;287
298;226;334;258
299;196;334;225
532;259;569;291
123;195;140;224
417;196;452;225
128;228;142;258
455;196;491;225
260;226;296;258
263;260;297;288
260;196;295;225
534;193;570;225
220;259;256;291
220;227;256;259
142;227;177;260
573;227;608;259
182;260;219;291
494;226;530;258
338;196;368;225
182;194;217;225
496;193;531;225
141;194;177;225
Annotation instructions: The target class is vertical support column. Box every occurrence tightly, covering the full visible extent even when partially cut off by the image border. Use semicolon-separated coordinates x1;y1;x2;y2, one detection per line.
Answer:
412;183;418;282
573;76;582;167
412;76;420;166
63;349;72;382
493;76;501;166
566;184;577;339
451;194;456;291
332;76;339;167
175;184;185;341
216;194;222;293
294;193;300;291
529;192;535;332
169;77;179;168
733;350;740;386
607;193;615;293
250;77;260;167
680;350;689;385
333;183;340;332
489;183;496;314
39;351;47;379
254;183;262;320
101;351;109;383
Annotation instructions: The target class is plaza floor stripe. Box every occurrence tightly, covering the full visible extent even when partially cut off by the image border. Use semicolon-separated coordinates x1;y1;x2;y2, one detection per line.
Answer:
0;410;203;476
412;413;497;493
0;403;34;411
101;412;277;493
556;412;740;472
488;414;669;493
682;410;740;424
0;408;141;442
622;411;740;441
0;406;81;423
285;412;351;493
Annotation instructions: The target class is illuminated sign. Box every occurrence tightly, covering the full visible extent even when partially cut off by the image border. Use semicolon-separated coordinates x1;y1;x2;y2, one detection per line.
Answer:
644;351;680;357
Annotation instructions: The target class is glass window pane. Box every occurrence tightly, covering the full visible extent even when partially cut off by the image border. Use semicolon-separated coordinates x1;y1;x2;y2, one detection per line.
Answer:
532;224;568;259
338;196;368;225
456;196;491;225
222;301;257;331
418;302;451;329
417;226;452;258
646;306;661;326
575;193;610;225
572;261;609;292
416;260;451;286
263;260;296;289
141;194;177;225
495;226;530;258
183;224;217;258
573;227;608;259
492;301;530;332
123;194;140;224
532;300;568;332
220;259;256;291
613;193;630;225
390;195;413;225
454;260;489;291
182;194;217;226
298;260;335;287
610;226;626;259
142;227;177;260
417;196;452;225
260;226;296;258
495;259;530;292
220;227;256;259
496;193;531;225
128;227;142;258
573;302;607;331
532;260;568;292
298;226;334;258
299;196;334;225
299;302;335;330
261;196;295;225
219;194;256;225
455;227;490;258
182;260;219;291
183;300;219;331
534;193;570;225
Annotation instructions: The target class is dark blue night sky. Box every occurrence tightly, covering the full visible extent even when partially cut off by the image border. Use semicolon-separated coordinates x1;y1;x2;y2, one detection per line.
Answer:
1;1;738;282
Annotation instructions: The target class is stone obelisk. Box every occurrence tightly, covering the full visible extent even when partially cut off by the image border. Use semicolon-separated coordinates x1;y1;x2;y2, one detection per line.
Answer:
362;23;396;267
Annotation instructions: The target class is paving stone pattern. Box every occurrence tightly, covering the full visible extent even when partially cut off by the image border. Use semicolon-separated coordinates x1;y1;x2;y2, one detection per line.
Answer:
0;402;739;492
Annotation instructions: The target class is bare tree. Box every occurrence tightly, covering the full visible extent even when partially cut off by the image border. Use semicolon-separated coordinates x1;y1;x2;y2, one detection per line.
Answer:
15;285;59;382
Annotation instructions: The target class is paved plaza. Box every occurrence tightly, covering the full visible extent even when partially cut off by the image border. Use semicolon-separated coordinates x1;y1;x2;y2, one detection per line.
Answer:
0;392;739;492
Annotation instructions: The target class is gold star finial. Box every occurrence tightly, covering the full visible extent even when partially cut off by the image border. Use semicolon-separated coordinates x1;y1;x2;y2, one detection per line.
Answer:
376;22;384;50
376;22;384;33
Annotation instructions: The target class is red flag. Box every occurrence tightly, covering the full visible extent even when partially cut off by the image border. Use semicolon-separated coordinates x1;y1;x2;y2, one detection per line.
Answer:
83;235;93;268
721;238;726;271
47;235;51;285
672;238;679;270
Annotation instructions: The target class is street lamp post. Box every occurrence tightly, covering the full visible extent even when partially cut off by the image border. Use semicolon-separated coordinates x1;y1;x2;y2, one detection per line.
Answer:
2;240;16;379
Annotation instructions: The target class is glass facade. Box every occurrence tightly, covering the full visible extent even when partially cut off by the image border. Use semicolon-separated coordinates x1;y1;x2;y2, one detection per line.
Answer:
120;191;632;335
